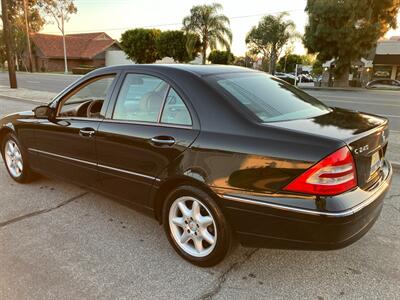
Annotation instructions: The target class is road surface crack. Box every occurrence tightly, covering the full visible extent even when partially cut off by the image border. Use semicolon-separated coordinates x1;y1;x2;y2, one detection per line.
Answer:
0;191;88;229
387;204;400;214
197;248;259;300
386;193;400;200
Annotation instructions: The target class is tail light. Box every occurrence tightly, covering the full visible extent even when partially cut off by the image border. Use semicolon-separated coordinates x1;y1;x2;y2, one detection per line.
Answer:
284;147;357;196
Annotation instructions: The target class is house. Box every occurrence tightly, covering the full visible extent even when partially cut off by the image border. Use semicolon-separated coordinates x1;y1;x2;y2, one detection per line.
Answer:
372;36;400;81
29;32;122;72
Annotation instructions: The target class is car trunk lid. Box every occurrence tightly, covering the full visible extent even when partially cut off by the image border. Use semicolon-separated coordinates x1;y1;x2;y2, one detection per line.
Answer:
266;108;389;190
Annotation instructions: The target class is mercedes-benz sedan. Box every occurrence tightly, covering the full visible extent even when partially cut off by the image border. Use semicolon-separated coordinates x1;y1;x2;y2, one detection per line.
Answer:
0;65;392;266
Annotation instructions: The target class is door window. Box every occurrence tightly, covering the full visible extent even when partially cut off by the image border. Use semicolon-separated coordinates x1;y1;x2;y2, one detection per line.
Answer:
58;75;116;118
113;74;169;122
161;88;192;126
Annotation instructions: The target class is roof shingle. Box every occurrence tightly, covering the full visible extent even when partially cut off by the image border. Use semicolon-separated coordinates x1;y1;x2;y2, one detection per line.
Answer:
31;32;119;59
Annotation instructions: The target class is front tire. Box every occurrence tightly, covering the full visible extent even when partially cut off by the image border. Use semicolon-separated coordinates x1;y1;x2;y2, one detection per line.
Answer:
1;133;35;183
163;185;232;267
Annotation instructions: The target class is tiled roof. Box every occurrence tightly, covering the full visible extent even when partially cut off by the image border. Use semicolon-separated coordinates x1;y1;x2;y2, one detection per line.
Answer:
31;32;119;59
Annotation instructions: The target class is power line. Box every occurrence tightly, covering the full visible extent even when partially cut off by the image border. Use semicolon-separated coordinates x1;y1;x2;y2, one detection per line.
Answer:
43;8;304;34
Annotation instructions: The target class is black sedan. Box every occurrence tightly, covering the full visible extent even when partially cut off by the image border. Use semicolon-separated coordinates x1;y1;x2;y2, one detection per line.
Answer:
0;65;392;266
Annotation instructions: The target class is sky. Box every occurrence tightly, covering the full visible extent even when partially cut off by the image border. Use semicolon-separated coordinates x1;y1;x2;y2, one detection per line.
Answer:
40;0;400;56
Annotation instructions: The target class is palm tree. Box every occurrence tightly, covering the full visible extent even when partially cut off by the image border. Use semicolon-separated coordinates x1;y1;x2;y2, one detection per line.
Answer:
183;3;232;64
246;12;297;74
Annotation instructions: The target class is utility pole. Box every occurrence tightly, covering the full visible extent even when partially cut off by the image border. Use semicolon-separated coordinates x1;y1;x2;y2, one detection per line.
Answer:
1;0;17;88
23;0;33;72
61;12;68;74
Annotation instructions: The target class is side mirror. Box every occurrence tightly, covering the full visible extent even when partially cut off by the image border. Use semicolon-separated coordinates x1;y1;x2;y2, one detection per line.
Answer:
33;105;53;119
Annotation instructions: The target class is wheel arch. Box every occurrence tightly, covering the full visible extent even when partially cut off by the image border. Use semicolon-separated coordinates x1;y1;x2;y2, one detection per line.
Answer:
153;176;223;224
0;126;15;152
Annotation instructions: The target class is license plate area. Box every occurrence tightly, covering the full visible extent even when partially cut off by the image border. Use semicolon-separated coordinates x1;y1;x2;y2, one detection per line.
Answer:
369;150;383;179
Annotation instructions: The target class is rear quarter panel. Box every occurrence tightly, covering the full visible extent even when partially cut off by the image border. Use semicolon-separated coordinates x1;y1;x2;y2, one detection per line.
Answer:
157;124;345;195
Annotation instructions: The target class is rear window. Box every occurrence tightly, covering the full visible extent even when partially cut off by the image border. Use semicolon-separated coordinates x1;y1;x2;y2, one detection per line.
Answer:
208;72;331;122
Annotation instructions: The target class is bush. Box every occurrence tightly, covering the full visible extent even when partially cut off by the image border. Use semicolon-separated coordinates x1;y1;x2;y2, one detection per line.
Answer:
208;50;234;65
120;28;161;63
157;30;200;63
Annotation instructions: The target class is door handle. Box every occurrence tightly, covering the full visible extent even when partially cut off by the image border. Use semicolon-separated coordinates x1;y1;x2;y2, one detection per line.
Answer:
79;127;96;137
150;136;175;146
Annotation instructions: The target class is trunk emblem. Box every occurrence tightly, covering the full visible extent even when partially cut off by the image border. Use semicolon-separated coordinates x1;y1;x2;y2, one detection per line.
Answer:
354;145;369;155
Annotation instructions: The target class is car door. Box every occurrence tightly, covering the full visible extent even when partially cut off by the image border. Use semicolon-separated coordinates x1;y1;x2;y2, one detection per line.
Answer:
30;73;118;186
95;72;199;206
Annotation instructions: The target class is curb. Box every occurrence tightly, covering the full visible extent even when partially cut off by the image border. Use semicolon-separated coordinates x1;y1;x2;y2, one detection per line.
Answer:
0;94;48;105
299;86;365;92
299;86;400;93
1;71;81;78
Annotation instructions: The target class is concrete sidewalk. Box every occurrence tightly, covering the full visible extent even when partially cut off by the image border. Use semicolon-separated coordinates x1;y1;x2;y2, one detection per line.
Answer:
0;86;56;104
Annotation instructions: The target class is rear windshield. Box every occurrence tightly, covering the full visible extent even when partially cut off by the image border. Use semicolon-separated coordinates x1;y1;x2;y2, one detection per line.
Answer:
207;72;331;122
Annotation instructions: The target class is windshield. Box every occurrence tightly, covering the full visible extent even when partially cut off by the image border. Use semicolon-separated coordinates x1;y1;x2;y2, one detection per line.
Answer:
208;72;331;123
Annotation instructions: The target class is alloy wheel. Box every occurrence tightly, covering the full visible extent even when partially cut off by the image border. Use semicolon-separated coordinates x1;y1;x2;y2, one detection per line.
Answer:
169;196;217;257
4;140;23;178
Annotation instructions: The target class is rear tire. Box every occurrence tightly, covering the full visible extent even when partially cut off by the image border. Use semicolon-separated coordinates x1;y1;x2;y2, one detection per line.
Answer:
163;185;232;267
1;133;36;183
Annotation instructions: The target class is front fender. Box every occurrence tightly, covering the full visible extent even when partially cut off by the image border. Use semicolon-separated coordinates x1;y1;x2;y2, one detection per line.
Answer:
0;111;37;150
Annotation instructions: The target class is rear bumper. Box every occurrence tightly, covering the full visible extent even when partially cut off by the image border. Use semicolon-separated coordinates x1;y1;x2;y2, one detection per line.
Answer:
219;160;393;250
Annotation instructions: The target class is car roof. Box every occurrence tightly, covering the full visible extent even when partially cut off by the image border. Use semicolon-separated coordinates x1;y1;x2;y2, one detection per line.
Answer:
94;64;257;77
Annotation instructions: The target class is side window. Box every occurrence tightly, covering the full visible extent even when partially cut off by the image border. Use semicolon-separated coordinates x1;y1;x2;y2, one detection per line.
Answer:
161;88;192;126
58;75;115;118
113;74;169;122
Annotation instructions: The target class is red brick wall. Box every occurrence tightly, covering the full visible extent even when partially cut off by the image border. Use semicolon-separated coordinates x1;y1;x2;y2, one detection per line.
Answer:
33;57;105;72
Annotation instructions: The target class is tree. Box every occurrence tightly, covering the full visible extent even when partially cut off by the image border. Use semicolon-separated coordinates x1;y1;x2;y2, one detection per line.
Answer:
40;0;77;73
8;0;45;33
4;0;45;71
246;12;297;74
304;0;400;87
278;42;294;72
233;56;245;67
277;54;303;73
1;0;17;87
233;53;255;68
120;28;161;63
208;50;234;64
312;59;323;76
276;54;315;73
0;31;6;67
182;3;232;64
156;30;200;62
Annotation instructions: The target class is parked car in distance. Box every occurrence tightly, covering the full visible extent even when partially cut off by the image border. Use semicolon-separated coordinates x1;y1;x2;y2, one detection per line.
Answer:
298;73;314;83
274;72;296;85
366;79;400;89
0;65;393;267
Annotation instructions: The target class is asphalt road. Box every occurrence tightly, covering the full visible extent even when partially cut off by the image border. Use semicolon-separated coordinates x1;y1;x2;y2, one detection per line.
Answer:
306;89;400;132
1;72;399;131
0;98;400;299
0;72;80;93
